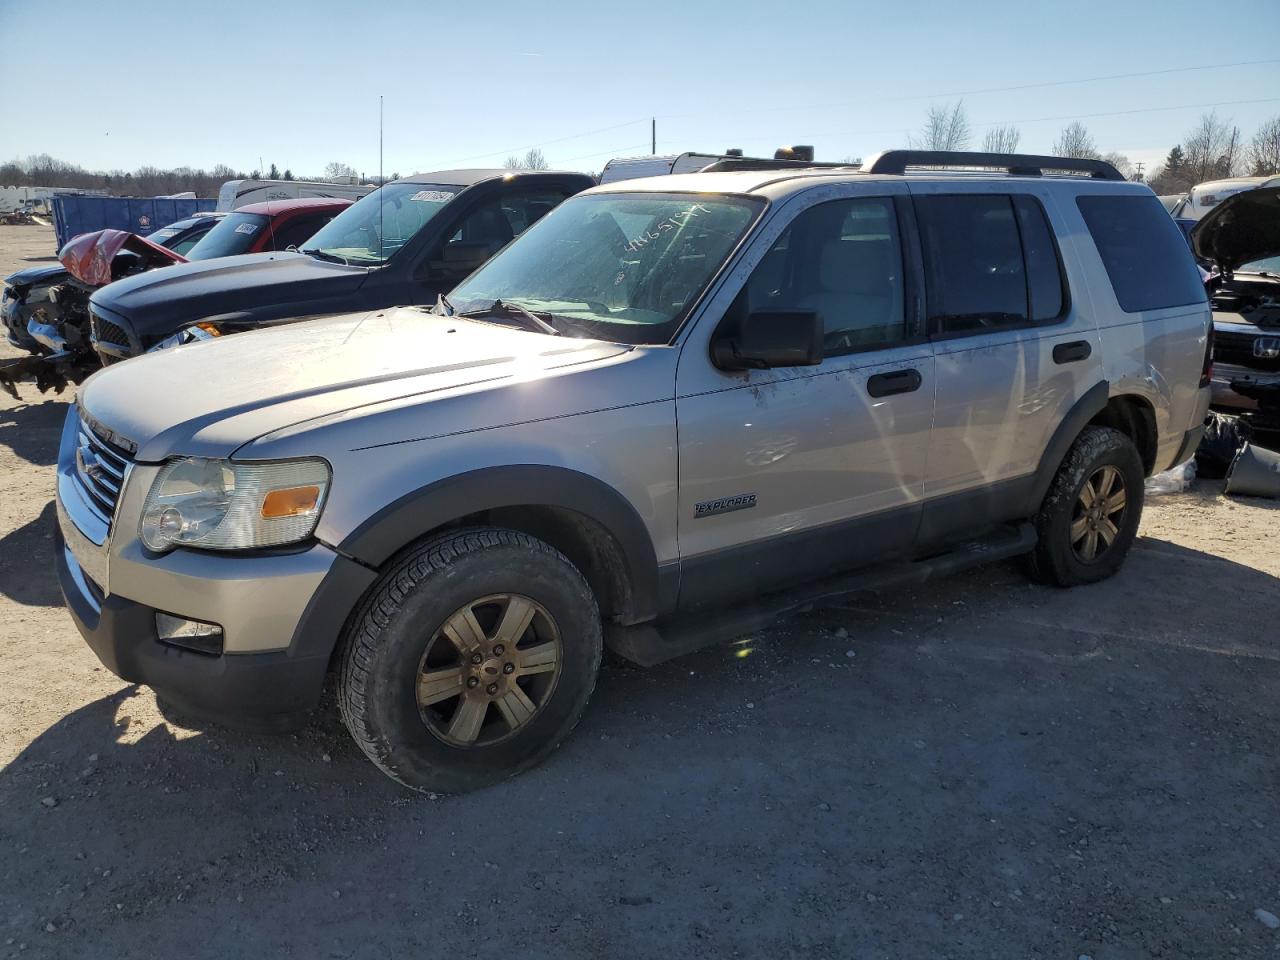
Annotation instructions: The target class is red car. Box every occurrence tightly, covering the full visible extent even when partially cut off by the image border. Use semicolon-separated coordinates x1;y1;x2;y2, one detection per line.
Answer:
181;197;352;261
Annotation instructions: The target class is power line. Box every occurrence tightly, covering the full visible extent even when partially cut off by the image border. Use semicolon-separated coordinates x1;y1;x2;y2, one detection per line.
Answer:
449;117;651;164
441;58;1280;168
657;57;1280;121
678;96;1280;147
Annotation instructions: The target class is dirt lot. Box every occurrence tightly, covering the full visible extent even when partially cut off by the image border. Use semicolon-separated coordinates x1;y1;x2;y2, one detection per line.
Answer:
0;223;1278;959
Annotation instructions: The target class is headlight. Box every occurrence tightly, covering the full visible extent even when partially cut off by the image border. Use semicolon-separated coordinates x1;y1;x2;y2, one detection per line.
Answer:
139;457;330;552
148;321;224;354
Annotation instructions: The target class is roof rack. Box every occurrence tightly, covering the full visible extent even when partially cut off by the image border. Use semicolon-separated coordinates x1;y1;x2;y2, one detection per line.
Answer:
861;150;1126;181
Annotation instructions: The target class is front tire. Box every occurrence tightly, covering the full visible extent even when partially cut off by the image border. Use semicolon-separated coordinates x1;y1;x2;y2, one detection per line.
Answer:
337;528;602;794
1028;425;1145;587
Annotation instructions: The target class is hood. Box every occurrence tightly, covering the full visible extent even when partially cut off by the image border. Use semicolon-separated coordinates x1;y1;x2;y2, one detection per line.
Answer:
4;263;68;289
1191;185;1280;273
89;251;370;338
79;307;633;461
58;229;186;286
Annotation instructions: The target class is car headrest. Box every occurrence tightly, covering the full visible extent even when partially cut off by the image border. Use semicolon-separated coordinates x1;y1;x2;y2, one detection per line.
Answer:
818;239;893;295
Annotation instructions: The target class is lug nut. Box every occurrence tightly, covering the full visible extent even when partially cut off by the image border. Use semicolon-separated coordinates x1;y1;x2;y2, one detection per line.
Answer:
493;644;505;656
502;662;515;675
470;652;483;665
486;683;499;695
467;677;479;688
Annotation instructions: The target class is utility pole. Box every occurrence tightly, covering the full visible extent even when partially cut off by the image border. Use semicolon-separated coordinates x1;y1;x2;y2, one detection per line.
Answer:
651;117;656;155
1135;161;1145;182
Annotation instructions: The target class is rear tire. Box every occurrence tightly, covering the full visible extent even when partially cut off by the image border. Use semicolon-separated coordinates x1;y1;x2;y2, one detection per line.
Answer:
337;528;602;794
1027;426;1144;587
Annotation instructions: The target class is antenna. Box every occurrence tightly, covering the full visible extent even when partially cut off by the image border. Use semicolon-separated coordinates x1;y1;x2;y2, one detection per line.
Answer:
651;117;656;155
379;95;384;263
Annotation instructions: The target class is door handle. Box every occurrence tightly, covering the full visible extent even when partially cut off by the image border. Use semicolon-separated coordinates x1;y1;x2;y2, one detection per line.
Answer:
866;368;922;398
1053;340;1092;364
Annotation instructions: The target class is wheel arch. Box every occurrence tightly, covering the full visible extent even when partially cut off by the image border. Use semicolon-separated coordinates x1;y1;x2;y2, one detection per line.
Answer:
1088;393;1159;476
337;465;665;627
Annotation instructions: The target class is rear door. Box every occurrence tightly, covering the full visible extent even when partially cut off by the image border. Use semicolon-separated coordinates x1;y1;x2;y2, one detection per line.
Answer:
907;183;1102;543
675;183;936;609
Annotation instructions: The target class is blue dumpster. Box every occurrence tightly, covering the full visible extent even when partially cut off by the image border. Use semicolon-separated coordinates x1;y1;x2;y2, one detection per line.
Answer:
51;196;218;251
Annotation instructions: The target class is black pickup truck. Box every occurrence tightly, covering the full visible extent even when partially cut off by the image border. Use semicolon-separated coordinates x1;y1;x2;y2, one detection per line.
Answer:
1192;183;1280;432
88;168;594;361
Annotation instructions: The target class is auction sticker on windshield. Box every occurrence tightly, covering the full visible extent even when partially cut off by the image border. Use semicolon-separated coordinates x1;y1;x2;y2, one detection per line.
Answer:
235;223;259;235
410;191;454;203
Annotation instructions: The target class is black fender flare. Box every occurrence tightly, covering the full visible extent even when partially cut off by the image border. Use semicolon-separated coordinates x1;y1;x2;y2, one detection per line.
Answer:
1026;379;1110;512
338;464;662;618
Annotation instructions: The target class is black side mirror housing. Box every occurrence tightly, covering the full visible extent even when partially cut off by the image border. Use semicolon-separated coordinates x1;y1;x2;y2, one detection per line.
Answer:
711;310;824;371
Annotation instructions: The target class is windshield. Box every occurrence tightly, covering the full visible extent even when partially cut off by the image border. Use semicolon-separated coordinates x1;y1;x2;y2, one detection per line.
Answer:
1240;254;1280;275
185;212;269;261
447;192;763;344
145;218;199;245
301;181;462;265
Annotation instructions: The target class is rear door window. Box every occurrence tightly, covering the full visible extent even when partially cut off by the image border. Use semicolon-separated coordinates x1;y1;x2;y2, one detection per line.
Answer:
915;195;1027;334
915;194;1069;334
1076;194;1206;312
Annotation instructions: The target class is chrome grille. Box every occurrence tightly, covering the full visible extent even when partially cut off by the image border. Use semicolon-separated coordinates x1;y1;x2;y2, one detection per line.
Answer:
74;419;133;527
90;310;130;349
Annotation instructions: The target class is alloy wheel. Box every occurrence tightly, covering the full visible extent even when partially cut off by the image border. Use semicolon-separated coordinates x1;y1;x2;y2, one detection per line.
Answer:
416;594;562;747
1071;464;1127;562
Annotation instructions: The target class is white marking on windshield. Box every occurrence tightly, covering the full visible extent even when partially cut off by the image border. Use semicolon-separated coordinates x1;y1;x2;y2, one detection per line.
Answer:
621;202;713;254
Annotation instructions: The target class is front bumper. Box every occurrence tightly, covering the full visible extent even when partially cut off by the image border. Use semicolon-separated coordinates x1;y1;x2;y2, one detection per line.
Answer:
57;532;330;728
2;291;40;351
1211;363;1280;412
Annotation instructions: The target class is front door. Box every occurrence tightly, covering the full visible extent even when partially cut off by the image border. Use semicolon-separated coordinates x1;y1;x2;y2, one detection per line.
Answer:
675;188;935;610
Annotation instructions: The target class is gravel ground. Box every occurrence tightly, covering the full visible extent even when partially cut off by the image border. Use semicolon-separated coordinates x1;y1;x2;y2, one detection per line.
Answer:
1;224;1278;959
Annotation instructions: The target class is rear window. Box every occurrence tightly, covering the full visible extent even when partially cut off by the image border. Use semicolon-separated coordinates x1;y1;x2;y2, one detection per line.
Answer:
915;194;1066;334
1076;194;1206;313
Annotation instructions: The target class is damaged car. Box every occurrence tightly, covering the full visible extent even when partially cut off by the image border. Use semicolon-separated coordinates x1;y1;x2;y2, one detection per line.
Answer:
1194;182;1280;433
86;169;594;361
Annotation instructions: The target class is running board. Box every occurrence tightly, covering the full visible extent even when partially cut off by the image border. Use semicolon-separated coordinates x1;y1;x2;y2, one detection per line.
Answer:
606;523;1037;667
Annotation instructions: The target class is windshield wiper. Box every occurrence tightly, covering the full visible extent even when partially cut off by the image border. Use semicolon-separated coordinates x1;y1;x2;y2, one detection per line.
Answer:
461;299;560;336
301;248;350;266
435;292;455;316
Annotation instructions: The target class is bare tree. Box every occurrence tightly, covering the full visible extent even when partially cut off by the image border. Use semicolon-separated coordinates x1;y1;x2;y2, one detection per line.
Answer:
522;148;548;171
1182;112;1241;183
1100;151;1135;180
1248;115;1280;175
911;101;971;151
324;161;358;180
981;125;1021;154
1052;122;1098;159
503;155;523;170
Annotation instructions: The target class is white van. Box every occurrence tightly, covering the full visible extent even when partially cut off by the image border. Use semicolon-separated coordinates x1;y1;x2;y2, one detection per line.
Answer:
215;178;375;212
1169;176;1274;220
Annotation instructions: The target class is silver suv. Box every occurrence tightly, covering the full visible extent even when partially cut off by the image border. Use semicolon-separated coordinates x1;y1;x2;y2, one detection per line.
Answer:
55;151;1212;792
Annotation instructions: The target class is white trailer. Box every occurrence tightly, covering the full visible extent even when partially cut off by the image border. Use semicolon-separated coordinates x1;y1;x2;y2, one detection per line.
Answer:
598;153;732;184
215;178;375;212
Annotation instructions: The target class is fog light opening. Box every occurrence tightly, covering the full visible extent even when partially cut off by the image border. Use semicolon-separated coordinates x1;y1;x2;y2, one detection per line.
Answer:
155;613;224;655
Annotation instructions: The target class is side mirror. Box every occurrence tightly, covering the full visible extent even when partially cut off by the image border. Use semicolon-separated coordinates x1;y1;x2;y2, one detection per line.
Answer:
711;310;823;371
425;240;490;282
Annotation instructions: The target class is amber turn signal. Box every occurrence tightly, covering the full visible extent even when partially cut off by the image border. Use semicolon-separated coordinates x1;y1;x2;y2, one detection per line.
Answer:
195;321;224;337
261;485;321;519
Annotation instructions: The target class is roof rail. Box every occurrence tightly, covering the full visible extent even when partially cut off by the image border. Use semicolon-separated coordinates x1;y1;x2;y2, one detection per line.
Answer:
861;150;1126;181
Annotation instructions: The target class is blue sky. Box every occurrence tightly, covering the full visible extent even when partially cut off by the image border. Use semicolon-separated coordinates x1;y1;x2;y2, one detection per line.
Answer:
1;0;1277;177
